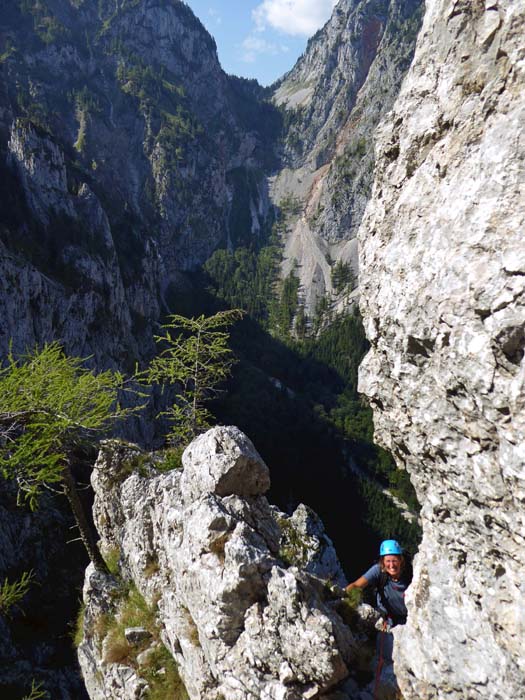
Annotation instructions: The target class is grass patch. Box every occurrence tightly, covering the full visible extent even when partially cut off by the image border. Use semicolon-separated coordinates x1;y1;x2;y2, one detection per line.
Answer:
334;587;363;628
104;634;132;664
156;446;184;472
103;546;121;577
96;583;189;698
277;517;309;568
73;602;86;648
114;451;155;483
121;585;157;629
93;611;113;647
102;584;156;663
141;644;189;700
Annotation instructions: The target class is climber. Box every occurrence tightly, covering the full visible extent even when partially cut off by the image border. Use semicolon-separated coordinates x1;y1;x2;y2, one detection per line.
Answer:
345;539;411;626
345;539;412;697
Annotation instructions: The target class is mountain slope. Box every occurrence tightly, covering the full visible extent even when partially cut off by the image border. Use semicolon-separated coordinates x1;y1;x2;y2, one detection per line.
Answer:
0;0;279;363
271;0;423;316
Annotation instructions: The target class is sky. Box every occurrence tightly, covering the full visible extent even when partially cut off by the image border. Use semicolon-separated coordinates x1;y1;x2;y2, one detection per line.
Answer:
185;0;338;87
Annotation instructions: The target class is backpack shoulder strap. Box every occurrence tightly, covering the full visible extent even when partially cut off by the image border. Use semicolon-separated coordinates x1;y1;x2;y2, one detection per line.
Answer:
376;569;389;611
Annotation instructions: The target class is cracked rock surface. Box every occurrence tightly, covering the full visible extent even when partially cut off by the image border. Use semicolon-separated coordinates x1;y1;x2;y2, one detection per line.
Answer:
358;1;525;698
79;427;362;700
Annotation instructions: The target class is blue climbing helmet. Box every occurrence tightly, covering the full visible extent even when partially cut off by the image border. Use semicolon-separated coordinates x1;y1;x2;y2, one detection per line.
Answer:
379;539;403;556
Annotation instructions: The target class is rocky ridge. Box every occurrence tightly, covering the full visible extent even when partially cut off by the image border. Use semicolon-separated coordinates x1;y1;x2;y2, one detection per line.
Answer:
358;0;525;698
78;427;385;700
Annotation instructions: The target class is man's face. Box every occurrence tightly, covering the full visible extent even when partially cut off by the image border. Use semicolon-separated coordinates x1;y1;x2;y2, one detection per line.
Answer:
383;554;402;578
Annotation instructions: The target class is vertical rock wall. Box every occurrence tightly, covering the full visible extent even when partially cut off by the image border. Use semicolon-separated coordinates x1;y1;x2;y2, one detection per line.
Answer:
358;1;525;698
0;0;274;361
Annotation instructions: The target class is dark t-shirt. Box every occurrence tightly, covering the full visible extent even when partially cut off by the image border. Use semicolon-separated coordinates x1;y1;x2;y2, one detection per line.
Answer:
363;563;409;624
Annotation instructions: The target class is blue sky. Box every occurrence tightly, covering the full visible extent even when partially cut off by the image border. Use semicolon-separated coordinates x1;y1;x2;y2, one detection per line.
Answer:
185;0;337;86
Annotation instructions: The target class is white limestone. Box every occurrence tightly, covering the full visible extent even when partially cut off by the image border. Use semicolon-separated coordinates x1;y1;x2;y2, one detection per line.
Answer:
358;1;525;697
79;428;362;700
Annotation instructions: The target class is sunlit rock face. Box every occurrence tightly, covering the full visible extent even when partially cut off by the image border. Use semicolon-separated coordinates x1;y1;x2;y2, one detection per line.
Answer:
272;0;423;315
79;427;361;700
358;1;525;698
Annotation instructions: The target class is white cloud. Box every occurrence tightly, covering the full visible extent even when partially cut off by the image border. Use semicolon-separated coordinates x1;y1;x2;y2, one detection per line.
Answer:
242;35;287;63
253;0;337;37
208;7;222;25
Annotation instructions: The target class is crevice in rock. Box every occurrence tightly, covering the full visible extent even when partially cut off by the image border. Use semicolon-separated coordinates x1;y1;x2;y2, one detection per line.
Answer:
496;323;525;366
406;335;435;360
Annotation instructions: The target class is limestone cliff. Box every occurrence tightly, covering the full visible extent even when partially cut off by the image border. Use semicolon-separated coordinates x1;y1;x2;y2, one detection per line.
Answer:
271;0;422;315
358;0;525;698
78;427;383;700
0;0;423;342
0;0;277;362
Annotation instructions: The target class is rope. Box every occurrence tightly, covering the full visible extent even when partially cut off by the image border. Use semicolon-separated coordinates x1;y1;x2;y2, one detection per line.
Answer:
373;620;388;700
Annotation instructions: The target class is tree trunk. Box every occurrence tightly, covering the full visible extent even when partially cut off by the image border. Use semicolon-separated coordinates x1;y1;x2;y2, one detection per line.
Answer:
191;328;201;438
61;462;109;574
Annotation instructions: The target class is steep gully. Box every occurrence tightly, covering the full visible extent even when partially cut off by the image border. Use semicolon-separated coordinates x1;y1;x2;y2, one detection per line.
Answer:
2;0;523;698
0;3;423;697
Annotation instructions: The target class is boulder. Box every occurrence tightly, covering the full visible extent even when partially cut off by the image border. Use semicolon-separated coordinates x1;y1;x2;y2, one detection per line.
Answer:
181;426;271;504
80;430;360;699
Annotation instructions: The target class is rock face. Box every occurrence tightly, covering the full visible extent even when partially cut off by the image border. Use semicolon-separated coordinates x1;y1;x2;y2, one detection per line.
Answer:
79;427;364;700
358;1;525;698
271;0;423;314
0;0;277;361
0;479;88;699
2;119;147;365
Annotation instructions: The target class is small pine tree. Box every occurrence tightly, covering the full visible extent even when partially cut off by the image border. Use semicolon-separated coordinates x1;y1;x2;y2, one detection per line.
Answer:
294;304;308;339
0;570;34;616
312;293;333;334
21;680;47;700
331;259;355;294
144;310;243;446
0;343;130;572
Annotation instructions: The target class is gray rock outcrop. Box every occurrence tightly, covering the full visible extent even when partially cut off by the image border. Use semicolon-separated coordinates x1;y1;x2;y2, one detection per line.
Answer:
79;427;362;700
358;1;525;698
1;120;151;365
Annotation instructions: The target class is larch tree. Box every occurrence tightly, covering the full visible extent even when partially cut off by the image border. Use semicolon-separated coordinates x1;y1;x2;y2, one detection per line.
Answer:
0;343;130;573
144;309;243;446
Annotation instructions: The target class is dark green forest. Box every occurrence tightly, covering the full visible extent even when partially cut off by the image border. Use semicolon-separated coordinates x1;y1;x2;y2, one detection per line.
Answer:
180;209;420;575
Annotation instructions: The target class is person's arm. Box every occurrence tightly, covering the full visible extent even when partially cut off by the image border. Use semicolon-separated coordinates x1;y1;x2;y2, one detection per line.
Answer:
345;575;369;592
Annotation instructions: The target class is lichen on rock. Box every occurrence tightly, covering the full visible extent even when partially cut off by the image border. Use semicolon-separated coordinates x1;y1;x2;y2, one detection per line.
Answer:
78;426;367;700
